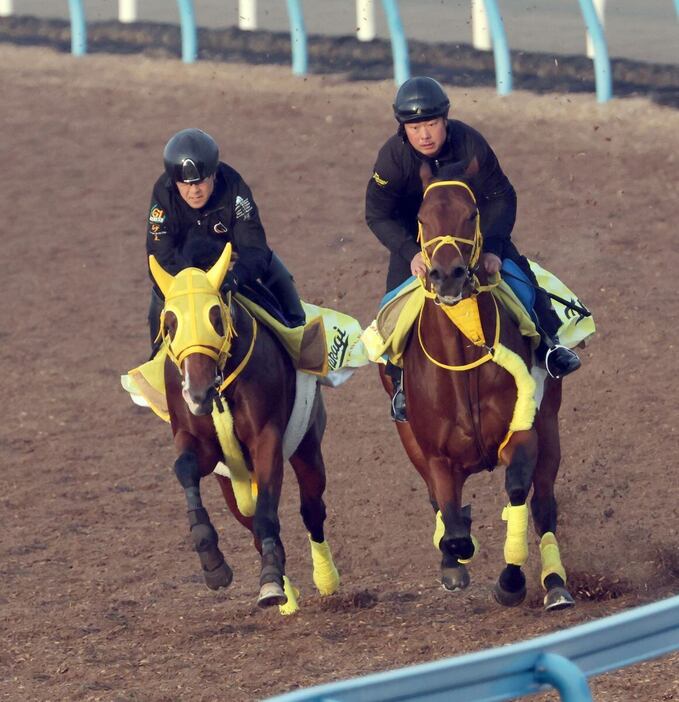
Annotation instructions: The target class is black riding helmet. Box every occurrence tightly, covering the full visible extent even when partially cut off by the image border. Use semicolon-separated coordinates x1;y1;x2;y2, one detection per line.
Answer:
393;76;450;124
163;128;219;183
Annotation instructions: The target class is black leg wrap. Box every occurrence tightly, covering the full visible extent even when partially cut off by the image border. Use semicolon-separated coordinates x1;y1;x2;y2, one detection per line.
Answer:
259;537;284;588
188;507;211;529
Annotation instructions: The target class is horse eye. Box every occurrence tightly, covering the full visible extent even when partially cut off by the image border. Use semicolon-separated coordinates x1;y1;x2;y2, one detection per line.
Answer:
469;210;478;221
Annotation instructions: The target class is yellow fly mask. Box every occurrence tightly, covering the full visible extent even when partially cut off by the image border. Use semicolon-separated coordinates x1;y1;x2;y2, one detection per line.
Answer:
149;243;234;369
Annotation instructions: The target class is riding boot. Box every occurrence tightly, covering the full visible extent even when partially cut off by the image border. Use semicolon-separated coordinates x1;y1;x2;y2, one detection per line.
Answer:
262;253;306;328
385;361;407;422
532;287;581;379
148;288;164;360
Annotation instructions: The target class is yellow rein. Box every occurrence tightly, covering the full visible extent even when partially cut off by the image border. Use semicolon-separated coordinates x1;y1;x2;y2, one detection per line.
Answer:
218;299;258;393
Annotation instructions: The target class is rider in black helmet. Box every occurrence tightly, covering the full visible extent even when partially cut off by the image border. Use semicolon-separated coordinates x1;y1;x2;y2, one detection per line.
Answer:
365;77;580;422
145;128;306;354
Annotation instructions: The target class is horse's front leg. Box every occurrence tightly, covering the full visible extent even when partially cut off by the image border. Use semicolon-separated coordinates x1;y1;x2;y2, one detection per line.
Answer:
494;428;538;607
429;460;473;591
173;430;233;591
249;426;287;608
532;379;574;611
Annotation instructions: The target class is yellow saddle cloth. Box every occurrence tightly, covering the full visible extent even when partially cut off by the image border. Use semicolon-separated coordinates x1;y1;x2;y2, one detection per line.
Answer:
361;260;596;366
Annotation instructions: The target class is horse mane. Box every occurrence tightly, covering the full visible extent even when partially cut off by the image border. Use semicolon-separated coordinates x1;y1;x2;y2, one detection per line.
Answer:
180;234;223;271
432;161;472;184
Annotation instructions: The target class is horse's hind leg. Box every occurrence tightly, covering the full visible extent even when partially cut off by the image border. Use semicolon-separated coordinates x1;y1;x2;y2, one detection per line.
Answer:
532;379;574;611
494;429;539;607
174;450;233;591
289;391;340;597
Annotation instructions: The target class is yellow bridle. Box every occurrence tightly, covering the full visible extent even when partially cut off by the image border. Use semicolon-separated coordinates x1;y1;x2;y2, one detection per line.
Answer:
418;179;483;279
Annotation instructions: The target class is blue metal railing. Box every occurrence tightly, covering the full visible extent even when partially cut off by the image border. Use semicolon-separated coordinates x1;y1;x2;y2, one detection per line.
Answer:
177;0;196;63
286;0;307;76
263;595;679;702
381;0;409;86
578;0;612;102
52;2;621;102
482;0;512;96
67;0;86;56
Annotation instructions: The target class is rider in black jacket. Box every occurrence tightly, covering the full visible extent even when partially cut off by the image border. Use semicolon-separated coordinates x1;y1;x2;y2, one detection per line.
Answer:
365;77;580;422
146;128;305;351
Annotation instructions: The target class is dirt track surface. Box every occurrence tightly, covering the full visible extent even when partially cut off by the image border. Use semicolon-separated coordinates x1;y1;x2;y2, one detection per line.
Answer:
2;44;679;701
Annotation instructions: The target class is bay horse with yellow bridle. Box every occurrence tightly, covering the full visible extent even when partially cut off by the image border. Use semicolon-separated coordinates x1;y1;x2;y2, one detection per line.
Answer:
383;162;574;610
149;242;340;612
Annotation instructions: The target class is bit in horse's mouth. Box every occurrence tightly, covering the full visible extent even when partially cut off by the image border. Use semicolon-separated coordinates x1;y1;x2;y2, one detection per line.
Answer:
437;293;463;306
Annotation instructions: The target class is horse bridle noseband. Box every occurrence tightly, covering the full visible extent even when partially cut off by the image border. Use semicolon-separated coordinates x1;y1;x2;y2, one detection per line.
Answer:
417;179;491;301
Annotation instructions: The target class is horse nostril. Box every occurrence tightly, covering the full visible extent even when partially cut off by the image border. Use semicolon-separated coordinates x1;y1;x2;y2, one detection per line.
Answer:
453;266;467;279
429;267;441;282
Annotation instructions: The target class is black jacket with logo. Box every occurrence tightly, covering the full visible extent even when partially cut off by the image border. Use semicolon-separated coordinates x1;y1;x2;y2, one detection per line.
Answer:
146;162;272;296
365;119;517;269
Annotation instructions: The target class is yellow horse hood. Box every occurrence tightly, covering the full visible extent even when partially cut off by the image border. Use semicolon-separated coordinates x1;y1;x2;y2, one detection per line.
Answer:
149;244;233;365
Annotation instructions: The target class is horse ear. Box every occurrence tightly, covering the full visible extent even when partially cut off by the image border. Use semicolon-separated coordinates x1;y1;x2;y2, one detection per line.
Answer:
420;161;434;188
465;156;480;178
149;255;175;298
206;242;233;291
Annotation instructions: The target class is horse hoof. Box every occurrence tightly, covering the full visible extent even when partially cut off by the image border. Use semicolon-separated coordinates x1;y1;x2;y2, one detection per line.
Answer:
544;586;575;611
203;560;233;591
493;582;527;607
441;565;470;592
257;581;287;608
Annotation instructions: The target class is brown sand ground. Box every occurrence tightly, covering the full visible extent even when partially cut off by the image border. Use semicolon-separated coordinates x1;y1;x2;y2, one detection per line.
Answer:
1;44;678;701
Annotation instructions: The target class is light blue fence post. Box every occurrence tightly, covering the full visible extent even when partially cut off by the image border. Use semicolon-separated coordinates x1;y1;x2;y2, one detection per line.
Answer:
381;0;410;86
577;0;612;102
534;653;593;702
176;0;197;63
482;0;512;95
68;0;86;56
286;0;308;75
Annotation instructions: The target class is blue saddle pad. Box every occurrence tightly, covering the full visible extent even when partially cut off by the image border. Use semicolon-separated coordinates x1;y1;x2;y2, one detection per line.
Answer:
380;275;417;309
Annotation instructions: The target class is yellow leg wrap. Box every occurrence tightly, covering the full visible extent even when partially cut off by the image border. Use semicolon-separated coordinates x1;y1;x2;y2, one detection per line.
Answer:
433;510;444;550
539;532;567;588
278;576;300;615
502;503;529;566
432;510;479;562
309;535;340;596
